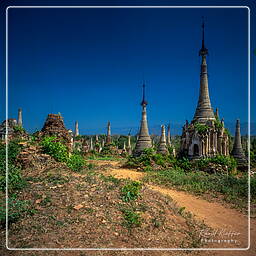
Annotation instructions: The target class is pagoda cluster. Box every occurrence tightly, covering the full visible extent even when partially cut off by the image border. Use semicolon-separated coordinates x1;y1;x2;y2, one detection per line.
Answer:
0;21;247;166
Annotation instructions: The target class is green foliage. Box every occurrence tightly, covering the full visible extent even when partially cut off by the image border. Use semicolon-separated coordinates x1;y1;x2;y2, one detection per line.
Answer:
41;136;69;162
67;154;86;172
0;164;27;193
144;169;254;208
0;196;34;226
87;163;96;170
194;122;209;134
121;208;141;228
0;142;26;193
250;138;256;167
13;125;25;133
195;155;237;172
214;118;224;130
224;128;232;138
175;157;193;171
121;181;142;202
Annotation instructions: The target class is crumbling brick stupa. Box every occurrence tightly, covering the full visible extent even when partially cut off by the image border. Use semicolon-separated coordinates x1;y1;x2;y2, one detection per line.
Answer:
0;109;28;141
39;114;72;150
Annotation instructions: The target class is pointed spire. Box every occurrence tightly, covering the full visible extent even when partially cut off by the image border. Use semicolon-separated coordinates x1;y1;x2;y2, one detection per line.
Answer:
231;119;247;165
199;17;208;57
193;18;215;123
167;123;171;146
157;125;168;155
141;82;148;106
75;121;79;137
18;108;22;127
106;121;111;144
95;134;99;142
134;83;152;156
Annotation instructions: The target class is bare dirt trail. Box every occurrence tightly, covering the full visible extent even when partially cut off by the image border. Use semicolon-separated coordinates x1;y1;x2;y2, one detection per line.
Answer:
92;160;256;255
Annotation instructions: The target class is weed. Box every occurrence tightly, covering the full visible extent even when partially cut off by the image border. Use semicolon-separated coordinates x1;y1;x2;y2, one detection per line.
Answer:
41;136;69;162
0;196;31;226
67;154;86;172
121;208;141;229
121;181;142;202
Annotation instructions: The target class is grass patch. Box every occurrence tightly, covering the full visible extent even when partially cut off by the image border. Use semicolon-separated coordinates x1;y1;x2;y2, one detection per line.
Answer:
121;208;142;229
144;168;254;209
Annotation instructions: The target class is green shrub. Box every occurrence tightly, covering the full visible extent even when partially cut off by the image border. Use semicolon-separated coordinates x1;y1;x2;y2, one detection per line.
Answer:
0;142;25;193
121;181;142;202
13;125;25;133
0;164;27;193
121;208;141;228
0;196;32;226
67;154;86;172
194;123;209;134
41;136;69;162
195;155;237;172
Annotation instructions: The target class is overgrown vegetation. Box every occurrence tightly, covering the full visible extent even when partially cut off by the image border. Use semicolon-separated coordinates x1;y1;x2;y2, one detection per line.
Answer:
0;141;26;193
41;136;86;172
143;168;255;209
0;140;33;226
121;181;142;202
125;148;237;174
194;122;209;134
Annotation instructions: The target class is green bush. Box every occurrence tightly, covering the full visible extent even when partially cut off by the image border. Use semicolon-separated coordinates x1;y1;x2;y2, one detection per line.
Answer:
121;181;142;202
121;208;141;228
67;154;86;172
0;195;32;226
13;125;26;133
194;123;209;134
0;164;27;193
0;142;26;193
195;155;237;172
41;136;69;162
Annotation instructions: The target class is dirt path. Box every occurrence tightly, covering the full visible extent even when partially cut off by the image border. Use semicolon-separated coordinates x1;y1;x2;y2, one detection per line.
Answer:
92;160;256;255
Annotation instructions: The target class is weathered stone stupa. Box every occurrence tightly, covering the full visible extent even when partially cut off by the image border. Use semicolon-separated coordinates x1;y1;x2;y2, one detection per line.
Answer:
75;121;79;137
18;108;23;127
106;121;111;144
167;123;171;146
180;20;229;159
157;125;168;155
133;83;152;156
127;133;132;155
231;119;247;166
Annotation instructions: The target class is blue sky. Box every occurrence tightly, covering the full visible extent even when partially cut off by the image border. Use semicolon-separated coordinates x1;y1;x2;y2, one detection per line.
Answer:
0;0;254;135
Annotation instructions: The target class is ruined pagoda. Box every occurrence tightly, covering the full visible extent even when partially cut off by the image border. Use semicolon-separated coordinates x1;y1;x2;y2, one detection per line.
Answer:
180;19;229;159
133;83;152;156
231;119;247;166
157;125;168;155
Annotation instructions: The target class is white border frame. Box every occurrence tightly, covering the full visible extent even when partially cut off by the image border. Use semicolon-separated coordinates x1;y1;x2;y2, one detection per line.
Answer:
5;5;251;251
